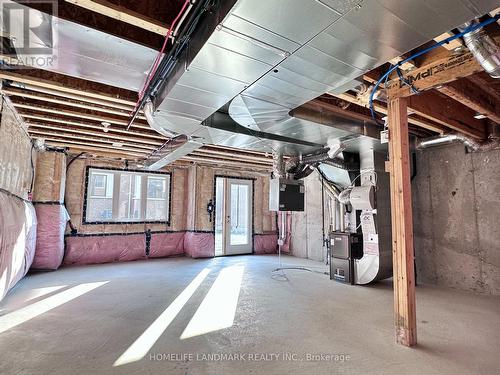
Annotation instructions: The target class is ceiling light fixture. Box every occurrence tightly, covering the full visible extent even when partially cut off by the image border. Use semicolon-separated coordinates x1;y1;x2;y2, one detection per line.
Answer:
101;121;111;132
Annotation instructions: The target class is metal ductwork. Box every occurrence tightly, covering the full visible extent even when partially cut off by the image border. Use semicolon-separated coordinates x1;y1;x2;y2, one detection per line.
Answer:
145;135;203;170
4;0;500;165
417;134;500;152
142;100;203;170
145;0;499;159
461;19;500;79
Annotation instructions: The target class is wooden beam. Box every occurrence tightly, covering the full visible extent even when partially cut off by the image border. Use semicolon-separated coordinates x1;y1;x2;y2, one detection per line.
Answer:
407;92;487;139
387;97;417;347
27;122;164;146
33;137;149;156
5;82;136;111
433;32;463;51
386;50;486;98
64;0;169;36
358;73;488;138
467;73;500;104
21;114;155;135
44;141;146;158
28;130;155;152
0;71;136;106
3;88;147;120
333;92;447;134
12;102;146;127
437;80;500;124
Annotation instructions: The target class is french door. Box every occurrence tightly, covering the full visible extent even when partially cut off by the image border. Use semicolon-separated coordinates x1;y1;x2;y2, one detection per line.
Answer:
215;178;253;256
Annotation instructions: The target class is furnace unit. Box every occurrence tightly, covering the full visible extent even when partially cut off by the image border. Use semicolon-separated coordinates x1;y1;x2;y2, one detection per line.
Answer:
329;232;363;284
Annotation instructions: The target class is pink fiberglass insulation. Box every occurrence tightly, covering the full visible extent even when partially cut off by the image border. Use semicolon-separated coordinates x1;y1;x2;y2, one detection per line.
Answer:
184;232;214;258
64;234;146;266
254;234;278;254
149;232;185;258
31;204;68;270
0;191;37;302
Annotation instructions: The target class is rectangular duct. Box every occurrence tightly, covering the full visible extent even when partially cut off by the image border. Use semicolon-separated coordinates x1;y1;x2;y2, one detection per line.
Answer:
146;136;203;170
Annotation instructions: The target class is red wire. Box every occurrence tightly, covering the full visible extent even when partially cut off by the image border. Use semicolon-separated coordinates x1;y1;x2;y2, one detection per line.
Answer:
132;0;191;114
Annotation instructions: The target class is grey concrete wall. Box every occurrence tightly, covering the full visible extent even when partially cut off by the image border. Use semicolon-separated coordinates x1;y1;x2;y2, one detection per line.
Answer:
412;143;500;295
290;171;327;262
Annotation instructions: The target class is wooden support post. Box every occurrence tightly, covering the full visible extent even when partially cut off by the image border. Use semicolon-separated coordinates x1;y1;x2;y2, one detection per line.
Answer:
388;97;417;347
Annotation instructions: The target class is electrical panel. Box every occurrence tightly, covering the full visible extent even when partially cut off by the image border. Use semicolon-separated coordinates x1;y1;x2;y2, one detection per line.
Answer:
269;178;305;212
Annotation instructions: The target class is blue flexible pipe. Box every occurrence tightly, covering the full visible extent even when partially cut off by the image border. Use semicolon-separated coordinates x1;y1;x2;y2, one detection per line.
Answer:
369;15;500;121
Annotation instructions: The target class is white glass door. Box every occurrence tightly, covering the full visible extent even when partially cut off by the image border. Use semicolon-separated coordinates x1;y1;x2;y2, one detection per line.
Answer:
215;178;253;256
226;179;252;255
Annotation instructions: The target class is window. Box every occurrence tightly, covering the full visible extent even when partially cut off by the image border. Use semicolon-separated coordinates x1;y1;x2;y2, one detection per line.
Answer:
85;168;171;223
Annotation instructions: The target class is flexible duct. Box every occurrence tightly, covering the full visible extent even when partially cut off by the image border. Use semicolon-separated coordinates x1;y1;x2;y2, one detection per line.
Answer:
461;19;500;78
272;152;286;179
318;172;346;232
417;134;500;152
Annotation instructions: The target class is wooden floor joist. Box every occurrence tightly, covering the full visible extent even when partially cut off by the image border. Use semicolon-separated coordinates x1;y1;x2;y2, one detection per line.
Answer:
387;97;417;347
64;0;170;36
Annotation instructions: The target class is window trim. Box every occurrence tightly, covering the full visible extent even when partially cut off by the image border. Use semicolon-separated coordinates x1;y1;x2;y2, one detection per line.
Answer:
82;166;172;225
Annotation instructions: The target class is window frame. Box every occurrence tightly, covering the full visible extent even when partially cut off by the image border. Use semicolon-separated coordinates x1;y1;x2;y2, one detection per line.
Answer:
83;166;172;225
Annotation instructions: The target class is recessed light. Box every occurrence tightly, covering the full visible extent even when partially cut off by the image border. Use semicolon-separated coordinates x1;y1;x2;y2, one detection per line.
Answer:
474;113;487;120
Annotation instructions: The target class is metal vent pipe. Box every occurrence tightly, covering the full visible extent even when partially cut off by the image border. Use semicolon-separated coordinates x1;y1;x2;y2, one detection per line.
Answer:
461;19;500;78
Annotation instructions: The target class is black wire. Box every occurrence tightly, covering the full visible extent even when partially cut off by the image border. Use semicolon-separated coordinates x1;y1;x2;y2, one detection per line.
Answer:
28;142;35;194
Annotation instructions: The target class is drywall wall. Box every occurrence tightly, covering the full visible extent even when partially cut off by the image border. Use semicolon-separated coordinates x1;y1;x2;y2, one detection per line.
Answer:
412;143;500;295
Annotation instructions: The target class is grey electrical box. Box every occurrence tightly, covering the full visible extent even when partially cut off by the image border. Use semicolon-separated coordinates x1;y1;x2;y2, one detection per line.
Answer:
269;178;305;212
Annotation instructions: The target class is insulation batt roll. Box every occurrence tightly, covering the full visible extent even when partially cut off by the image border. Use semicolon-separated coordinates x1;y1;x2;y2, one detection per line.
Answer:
349;186;375;211
31;204;69;270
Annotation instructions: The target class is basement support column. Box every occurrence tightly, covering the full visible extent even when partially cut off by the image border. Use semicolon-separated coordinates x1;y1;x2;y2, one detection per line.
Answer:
388;97;417;346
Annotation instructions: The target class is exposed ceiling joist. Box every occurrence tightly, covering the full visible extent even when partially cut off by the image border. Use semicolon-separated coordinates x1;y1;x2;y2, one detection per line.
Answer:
64;0;170;35
12;103;148;128
28;129;156;151
332;92;447;135
21;114;157;136
31;135;149;156
3;88;146;120
437;80;500;124
386;51;483;98
433;31;463;51
385;33;500;99
0;71;136;106
27;122;163;146
46;142;147;158
408;92;487;139
4;82;135;111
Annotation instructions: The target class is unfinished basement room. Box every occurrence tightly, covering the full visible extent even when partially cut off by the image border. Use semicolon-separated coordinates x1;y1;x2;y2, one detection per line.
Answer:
1;0;500;374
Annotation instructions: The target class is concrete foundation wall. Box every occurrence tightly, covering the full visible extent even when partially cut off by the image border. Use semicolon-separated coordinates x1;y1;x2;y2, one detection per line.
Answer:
290;171;327;262
412;144;500;295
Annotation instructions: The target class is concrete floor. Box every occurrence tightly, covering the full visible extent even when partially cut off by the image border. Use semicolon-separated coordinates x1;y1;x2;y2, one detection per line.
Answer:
0;255;499;375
